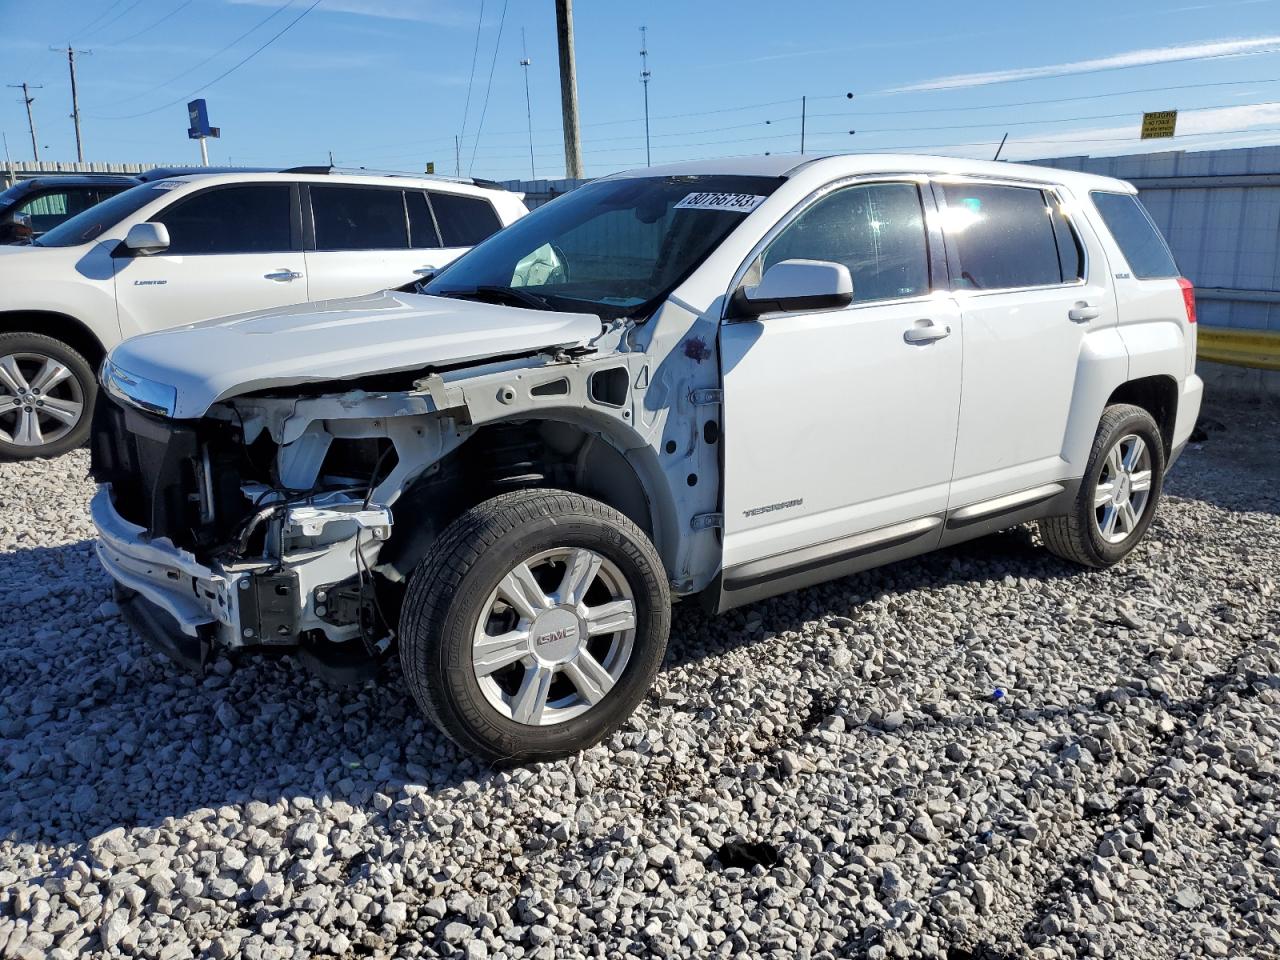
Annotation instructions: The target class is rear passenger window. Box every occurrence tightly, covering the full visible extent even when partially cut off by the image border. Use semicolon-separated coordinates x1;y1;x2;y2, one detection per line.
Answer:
406;192;441;248
430;192;502;247
941;183;1074;290
1090;191;1178;279
311;186;408;251
760;181;930;303
154;184;292;255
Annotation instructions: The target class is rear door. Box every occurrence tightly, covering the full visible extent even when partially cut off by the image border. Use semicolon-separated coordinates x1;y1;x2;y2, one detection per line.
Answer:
720;179;962;589
938;179;1116;508
302;184;437;299
114;182;307;337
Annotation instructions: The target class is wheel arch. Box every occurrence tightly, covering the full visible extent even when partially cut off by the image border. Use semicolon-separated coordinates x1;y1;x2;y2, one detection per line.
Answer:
0;310;108;372
378;411;680;585
1106;374;1178;457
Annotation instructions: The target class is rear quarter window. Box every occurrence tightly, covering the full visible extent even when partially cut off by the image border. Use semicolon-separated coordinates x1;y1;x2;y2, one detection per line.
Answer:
430;191;503;247
1090;191;1179;279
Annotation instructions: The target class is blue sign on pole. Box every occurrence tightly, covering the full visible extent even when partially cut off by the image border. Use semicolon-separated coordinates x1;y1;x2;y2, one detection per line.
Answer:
187;99;219;140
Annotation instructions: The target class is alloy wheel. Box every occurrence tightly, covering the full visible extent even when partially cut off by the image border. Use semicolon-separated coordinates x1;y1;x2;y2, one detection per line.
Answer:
1094;433;1153;544
472;547;637;726
0;352;85;447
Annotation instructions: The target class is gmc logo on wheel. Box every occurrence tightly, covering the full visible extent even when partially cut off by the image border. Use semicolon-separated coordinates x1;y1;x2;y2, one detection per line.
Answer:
535;626;577;646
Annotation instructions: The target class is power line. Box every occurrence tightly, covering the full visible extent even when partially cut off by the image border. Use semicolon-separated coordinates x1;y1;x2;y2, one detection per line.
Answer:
816;76;1280;119
468;0;508;176
107;0;199;47
86;0;149;41
93;0;324;120
456;0;485;175
71;0;130;40
91;0;299;111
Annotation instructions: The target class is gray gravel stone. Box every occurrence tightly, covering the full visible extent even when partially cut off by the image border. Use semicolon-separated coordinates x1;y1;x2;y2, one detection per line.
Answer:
0;395;1277;960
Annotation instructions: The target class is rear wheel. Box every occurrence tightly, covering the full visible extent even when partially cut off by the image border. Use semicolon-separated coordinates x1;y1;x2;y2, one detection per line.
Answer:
399;489;671;762
0;332;95;461
1040;403;1166;568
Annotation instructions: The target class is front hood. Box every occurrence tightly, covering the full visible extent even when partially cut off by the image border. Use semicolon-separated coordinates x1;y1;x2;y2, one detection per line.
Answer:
108;290;602;419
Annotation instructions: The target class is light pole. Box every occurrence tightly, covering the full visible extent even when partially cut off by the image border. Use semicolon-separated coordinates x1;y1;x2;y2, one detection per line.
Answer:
520;28;535;180
640;26;651;167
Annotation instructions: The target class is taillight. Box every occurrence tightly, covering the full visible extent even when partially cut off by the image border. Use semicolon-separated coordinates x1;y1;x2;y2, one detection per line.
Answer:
1177;277;1196;324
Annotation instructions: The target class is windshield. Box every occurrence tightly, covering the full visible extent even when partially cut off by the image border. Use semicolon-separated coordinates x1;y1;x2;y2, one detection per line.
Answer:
35;180;175;247
425;174;782;319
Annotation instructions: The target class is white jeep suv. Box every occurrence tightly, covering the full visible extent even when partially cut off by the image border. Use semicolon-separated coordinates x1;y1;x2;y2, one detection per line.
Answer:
89;154;1202;761
0;168;526;459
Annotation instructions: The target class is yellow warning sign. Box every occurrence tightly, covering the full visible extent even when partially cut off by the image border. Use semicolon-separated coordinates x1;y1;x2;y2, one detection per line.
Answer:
1141;111;1177;139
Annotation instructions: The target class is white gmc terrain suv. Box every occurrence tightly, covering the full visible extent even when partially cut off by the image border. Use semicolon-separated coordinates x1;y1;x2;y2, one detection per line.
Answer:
0;168;526;459
89;154;1203;761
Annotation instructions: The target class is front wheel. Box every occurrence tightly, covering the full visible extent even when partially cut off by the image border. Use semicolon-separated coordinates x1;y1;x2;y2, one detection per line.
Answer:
399;489;671;762
1040;403;1166;568
0;332;95;461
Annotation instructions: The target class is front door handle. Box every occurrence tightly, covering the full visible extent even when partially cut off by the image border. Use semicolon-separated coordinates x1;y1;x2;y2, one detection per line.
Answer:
1068;301;1100;323
264;269;303;282
903;320;952;344
412;265;437;276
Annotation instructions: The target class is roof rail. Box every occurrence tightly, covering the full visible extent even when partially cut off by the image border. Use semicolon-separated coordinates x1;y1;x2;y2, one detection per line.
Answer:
279;165;506;190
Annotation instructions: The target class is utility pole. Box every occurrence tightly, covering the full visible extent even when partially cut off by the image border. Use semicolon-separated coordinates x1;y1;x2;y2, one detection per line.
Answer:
519;28;535;180
639;26;651;167
800;95;806;154
454;135;461;178
54;45;91;163
554;0;583;179
8;83;41;161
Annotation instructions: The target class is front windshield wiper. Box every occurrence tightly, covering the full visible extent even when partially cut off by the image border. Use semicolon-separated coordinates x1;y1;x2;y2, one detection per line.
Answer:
436;285;556;312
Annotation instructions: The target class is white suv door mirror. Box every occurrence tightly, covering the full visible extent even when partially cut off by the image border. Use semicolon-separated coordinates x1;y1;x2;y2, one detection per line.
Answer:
733;258;853;317
124;221;170;255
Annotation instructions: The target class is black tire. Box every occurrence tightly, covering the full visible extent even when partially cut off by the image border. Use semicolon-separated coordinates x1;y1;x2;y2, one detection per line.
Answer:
0;331;96;461
1040;403;1166;568
399;489;671;762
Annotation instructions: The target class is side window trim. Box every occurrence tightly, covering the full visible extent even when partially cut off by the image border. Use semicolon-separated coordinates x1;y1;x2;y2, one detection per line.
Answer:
410;189;444;248
723;174;938;322
932;176;1088;295
148;181;301;256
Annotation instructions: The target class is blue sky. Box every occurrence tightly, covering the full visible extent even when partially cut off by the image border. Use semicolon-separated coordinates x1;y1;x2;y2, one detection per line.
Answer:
2;0;1280;180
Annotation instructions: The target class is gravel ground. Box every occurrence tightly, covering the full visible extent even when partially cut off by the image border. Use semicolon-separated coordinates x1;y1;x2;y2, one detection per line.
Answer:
1;393;1278;960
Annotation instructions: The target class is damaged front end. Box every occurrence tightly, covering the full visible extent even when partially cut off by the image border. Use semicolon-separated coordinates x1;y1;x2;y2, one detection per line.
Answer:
90;389;407;680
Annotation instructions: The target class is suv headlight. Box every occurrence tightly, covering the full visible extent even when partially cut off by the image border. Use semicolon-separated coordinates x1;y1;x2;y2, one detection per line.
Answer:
102;359;177;418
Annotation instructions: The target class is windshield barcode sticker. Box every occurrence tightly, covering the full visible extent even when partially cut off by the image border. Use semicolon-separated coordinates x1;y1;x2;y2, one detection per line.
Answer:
151;180;185;190
674;192;766;213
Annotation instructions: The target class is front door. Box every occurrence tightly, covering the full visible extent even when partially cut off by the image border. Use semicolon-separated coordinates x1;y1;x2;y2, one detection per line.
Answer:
114;182;308;339
720;180;962;592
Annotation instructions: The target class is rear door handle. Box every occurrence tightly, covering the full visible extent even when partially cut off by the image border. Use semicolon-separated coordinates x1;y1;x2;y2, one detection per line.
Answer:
1068;302;1100;323
265;269;303;282
903;320;951;344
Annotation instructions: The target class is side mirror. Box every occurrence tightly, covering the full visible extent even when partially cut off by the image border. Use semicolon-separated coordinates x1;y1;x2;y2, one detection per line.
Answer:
124;221;170;255
732;258;853;318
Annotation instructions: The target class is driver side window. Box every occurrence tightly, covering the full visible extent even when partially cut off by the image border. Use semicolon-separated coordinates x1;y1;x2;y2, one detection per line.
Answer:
758;182;930;303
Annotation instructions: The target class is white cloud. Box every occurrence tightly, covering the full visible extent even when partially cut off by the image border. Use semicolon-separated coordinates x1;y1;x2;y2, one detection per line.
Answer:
227;0;478;26
885;36;1280;93
991;101;1280;160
